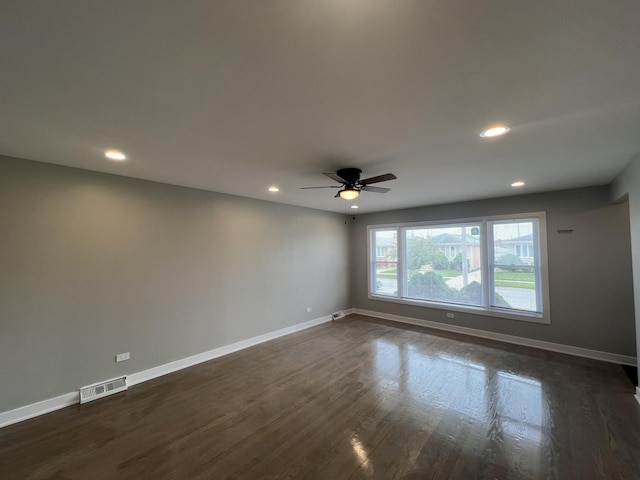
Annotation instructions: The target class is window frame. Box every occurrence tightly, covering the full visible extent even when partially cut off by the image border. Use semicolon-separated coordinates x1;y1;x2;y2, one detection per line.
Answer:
367;212;551;324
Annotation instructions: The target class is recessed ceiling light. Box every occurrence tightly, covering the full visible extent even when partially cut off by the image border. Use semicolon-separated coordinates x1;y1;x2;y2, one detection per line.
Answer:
350;205;359;209
480;125;511;138
511;181;525;188
268;186;280;192
104;150;126;161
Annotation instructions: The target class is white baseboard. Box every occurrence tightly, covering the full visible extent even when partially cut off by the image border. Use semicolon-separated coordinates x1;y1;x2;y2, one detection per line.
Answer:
4;307;630;429
128;314;334;386
0;392;79;429
353;308;637;366
0;313;338;429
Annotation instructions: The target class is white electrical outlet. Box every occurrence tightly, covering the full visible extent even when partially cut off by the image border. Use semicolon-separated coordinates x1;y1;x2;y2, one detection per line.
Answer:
116;352;130;362
306;307;311;313
446;312;455;318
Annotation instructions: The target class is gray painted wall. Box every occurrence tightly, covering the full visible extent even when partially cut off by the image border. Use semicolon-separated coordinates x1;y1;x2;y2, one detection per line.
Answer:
350;186;636;357
0;156;350;412
2;154;636;415
611;153;640;373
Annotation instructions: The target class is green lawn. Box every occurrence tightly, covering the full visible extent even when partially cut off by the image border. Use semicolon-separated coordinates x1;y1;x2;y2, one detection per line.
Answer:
495;280;535;289
376;267;396;279
381;268;397;274
377;272;397;279
438;270;463;278
494;272;534;281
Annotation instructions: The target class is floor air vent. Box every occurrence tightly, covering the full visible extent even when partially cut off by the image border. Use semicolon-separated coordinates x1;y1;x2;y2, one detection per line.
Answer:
332;311;345;320
80;376;127;404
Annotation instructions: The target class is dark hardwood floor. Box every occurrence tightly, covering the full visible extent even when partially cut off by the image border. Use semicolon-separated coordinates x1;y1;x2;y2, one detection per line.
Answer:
2;314;639;479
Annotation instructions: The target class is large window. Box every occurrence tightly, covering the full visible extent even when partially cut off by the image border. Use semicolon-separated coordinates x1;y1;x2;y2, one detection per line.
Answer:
368;213;550;323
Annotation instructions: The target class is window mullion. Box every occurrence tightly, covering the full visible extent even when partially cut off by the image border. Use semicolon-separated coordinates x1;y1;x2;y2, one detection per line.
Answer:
532;219;542;312
481;221;491;309
398;227;405;298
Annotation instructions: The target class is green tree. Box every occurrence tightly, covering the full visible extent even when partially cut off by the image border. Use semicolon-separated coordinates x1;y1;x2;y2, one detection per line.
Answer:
431;252;449;270
450;253;470;271
406;236;438;270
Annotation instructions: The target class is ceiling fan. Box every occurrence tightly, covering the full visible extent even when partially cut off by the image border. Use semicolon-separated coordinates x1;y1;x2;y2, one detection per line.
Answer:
300;168;397;200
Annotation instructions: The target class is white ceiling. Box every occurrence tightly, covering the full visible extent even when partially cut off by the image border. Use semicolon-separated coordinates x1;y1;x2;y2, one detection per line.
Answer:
2;1;640;213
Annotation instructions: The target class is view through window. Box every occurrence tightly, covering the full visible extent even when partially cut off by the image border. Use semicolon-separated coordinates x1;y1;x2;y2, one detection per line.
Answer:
369;214;548;323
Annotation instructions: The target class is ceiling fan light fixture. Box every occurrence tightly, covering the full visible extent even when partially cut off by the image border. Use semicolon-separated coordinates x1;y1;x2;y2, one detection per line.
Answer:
339;188;359;200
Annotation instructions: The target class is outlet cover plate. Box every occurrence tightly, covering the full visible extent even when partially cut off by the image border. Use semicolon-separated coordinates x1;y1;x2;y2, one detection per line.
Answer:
116;352;130;362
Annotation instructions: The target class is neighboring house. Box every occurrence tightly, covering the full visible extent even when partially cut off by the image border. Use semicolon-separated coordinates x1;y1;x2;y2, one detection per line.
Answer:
430;233;481;270
499;233;535;265
375;236;397;268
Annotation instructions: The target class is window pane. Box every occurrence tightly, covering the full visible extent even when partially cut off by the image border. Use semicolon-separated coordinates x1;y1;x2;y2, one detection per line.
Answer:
491;220;539;312
372;230;397;296
374;262;397;296
404;225;482;306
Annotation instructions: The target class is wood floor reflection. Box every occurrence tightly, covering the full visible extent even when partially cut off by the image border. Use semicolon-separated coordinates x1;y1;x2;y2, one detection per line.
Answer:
1;314;639;479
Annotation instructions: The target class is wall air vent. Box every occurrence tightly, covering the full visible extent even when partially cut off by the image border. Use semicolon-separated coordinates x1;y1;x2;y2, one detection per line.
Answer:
331;311;345;320
79;376;127;404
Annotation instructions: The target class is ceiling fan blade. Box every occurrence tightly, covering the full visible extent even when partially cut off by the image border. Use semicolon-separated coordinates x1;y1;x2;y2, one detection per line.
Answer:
323;172;345;184
334;191;342;198
300;185;340;189
362;185;390;193
360;173;397;185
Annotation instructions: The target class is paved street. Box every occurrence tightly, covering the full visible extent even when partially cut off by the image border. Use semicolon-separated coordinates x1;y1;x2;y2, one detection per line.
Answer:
496;287;536;311
376;277;396;295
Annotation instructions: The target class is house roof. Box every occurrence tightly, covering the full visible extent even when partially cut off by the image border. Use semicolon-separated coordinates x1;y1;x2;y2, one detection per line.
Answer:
502;234;534;244
1;2;639;214
431;233;480;245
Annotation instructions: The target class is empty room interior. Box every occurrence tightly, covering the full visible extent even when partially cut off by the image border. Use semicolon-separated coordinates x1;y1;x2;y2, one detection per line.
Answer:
2;1;640;479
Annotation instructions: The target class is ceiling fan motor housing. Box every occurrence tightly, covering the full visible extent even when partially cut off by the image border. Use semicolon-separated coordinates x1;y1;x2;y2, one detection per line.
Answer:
336;168;362;185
